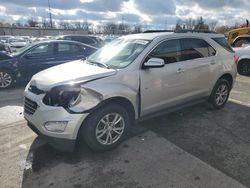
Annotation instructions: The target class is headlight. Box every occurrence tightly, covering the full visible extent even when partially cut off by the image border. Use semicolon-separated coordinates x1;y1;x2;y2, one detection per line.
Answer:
43;85;81;108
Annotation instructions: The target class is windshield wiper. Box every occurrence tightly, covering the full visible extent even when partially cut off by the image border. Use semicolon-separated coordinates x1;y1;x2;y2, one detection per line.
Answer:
86;60;110;69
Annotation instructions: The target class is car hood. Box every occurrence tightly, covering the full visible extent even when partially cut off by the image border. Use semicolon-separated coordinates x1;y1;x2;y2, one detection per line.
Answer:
0;52;12;60
31;60;117;91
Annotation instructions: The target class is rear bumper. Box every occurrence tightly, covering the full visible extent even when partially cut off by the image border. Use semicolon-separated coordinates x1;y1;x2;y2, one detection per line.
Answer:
27;122;76;152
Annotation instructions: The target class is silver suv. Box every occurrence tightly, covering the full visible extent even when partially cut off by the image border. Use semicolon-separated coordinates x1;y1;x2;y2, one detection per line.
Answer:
24;32;237;151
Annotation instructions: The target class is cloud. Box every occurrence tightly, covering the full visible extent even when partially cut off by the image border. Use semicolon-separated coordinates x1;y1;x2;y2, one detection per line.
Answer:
81;0;129;12
0;0;83;10
135;0;176;15
0;0;250;28
177;0;249;9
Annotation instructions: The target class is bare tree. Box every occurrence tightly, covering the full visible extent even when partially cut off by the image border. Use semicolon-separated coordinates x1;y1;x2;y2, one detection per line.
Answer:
185;18;196;30
15;21;23;27
133;24;142;33
175;19;183;31
41;17;50;28
208;21;217;31
103;22;119;34
59;20;71;29
27;18;38;27
194;17;209;30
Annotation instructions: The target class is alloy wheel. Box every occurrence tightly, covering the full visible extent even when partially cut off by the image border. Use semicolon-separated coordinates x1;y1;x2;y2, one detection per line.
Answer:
215;84;229;106
95;113;125;145
0;71;12;88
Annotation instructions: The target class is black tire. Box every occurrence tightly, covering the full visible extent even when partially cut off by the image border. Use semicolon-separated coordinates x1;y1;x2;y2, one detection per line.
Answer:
238;60;250;75
0;69;15;89
82;103;131;151
234;39;250;47
209;79;230;110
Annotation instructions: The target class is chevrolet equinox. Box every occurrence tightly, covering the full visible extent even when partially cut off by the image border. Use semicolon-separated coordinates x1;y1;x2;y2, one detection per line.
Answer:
24;32;237;151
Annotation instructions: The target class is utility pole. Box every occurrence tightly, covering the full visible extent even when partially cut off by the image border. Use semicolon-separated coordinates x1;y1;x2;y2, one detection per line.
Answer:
122;15;125;31
165;19;168;30
48;0;53;28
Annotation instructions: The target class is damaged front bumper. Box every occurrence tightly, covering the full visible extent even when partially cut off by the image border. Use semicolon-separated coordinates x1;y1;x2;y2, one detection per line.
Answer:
23;86;92;151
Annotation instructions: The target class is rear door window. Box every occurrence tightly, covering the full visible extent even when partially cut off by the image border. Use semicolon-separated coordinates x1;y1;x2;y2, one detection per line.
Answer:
180;38;216;61
64;36;72;41
79;37;95;45
56;43;84;54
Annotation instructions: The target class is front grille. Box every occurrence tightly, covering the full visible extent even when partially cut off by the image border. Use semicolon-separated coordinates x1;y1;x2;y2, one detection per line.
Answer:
28;85;45;95
24;97;38;115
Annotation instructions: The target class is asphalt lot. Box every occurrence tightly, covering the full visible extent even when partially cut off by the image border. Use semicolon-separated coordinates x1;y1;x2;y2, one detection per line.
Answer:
0;75;250;188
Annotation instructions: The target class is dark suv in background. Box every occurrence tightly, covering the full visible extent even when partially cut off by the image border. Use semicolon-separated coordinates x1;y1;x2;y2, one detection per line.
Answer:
57;35;104;48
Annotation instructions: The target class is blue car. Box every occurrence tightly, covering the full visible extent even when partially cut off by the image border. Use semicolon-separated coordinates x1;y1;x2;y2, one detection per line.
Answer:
0;40;97;88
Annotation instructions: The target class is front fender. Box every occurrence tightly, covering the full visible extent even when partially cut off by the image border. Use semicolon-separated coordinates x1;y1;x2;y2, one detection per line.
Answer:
0;59;18;77
69;83;139;118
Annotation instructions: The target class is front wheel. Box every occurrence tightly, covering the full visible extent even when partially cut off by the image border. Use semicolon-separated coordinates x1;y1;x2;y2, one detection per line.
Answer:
209;79;230;110
0;69;14;89
82;103;131;151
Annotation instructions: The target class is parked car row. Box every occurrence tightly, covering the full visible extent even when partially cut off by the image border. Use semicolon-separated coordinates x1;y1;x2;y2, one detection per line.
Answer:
56;35;105;48
0;34;109;53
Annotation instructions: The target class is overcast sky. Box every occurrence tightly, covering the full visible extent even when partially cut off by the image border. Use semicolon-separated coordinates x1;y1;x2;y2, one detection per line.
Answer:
0;0;249;29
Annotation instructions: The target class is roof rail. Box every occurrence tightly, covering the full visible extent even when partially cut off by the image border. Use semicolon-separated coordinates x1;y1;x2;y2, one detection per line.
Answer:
143;30;174;33
175;29;217;34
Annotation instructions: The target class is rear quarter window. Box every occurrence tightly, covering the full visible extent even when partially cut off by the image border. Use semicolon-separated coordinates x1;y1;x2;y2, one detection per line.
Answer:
79;37;95;44
180;38;216;61
212;37;234;53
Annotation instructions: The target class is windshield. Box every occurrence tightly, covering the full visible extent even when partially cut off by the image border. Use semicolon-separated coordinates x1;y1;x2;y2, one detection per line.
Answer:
87;38;150;69
11;44;33;56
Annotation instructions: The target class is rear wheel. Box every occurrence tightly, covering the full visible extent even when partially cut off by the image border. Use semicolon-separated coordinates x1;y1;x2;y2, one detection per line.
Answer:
210;79;230;110
82;103;131;151
0;69;14;89
238;60;250;75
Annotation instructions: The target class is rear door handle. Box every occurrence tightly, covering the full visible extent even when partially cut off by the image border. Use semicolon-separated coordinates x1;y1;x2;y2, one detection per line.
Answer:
176;68;185;73
46;58;55;61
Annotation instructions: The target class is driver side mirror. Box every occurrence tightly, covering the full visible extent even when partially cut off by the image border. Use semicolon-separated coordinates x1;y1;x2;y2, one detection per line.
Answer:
24;53;35;59
143;58;165;68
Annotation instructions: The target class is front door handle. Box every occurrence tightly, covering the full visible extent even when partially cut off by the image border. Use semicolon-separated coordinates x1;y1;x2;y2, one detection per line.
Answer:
77;55;84;58
176;68;185;73
210;60;216;65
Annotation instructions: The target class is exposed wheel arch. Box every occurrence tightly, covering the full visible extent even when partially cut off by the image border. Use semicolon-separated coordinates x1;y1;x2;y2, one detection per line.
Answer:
232;37;250;47
0;68;16;80
218;73;233;90
0;68;16;88
98;97;136;122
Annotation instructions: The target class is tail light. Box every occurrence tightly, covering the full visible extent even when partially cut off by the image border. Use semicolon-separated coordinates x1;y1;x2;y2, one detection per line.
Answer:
234;54;239;64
